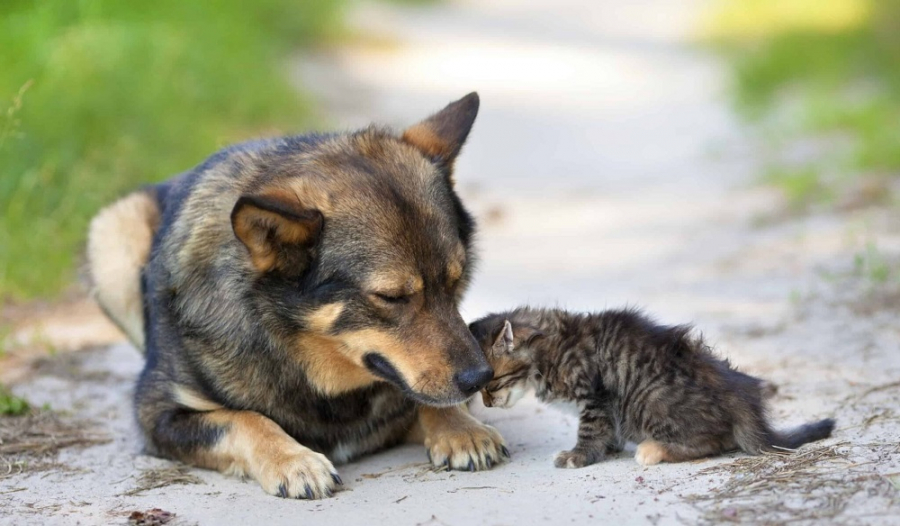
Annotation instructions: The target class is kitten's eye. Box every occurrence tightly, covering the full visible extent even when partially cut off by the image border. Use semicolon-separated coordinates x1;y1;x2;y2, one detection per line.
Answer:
372;292;410;305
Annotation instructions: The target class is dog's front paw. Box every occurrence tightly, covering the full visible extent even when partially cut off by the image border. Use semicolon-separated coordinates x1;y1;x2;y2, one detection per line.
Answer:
254;445;342;499
425;421;508;471
554;447;603;469
634;440;667;466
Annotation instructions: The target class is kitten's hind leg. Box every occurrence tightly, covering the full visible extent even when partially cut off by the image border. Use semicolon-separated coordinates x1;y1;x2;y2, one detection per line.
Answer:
635;438;727;466
554;400;616;469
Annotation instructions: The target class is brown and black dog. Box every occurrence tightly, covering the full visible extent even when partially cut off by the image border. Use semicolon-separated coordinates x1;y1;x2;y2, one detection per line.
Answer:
86;93;508;499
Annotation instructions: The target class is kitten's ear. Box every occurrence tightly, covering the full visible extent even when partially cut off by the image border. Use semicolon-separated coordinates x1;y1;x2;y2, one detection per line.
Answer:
492;320;515;353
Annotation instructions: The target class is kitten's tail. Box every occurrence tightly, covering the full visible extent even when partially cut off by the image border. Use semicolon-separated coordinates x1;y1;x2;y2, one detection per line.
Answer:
735;417;835;454
768;419;836;450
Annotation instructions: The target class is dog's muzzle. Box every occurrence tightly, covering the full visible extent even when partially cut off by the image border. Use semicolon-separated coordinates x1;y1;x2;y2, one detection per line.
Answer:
453;365;494;397
363;353;405;387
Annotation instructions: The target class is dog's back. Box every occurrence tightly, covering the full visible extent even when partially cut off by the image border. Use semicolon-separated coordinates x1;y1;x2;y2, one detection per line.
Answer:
86;136;290;350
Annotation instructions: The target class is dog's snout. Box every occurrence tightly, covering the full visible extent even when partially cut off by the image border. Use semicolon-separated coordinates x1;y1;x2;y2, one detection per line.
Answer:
454;365;494;396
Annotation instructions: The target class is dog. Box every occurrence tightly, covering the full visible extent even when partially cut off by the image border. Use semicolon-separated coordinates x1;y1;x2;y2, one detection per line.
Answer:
86;93;508;499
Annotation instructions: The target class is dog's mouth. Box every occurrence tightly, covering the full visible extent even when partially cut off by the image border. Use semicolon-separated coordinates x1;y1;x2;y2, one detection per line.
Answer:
363;353;405;387
363;352;467;407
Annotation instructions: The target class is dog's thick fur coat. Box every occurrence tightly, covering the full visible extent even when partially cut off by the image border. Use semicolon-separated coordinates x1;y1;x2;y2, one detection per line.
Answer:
87;94;507;499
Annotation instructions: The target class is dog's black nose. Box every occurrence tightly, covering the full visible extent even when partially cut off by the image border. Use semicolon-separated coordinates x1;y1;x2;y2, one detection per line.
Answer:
454;365;494;396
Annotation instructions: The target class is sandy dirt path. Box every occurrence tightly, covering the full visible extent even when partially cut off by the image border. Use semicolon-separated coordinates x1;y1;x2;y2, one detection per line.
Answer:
3;1;899;524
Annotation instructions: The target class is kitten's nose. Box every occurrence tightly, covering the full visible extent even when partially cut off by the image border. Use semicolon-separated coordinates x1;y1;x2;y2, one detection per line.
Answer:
454;365;494;396
481;391;493;407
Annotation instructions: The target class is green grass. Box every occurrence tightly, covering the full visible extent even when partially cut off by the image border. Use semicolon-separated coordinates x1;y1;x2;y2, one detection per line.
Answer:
854;242;894;285
0;324;9;359
0;0;345;300
0;385;30;416
762;166;833;209
705;0;900;209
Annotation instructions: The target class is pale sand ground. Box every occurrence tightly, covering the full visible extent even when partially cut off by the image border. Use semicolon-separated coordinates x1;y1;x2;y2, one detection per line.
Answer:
3;1;900;524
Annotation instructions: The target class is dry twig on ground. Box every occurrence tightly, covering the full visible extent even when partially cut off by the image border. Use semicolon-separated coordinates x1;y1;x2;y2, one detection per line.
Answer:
0;410;110;479
121;466;204;497
684;441;900;524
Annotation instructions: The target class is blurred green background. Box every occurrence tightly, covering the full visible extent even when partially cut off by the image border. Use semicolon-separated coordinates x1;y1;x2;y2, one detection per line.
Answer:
2;0;899;301
0;0;344;299
707;0;900;210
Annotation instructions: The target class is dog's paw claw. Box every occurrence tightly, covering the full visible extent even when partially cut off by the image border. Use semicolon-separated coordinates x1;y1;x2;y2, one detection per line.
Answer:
425;421;507;472
256;447;340;499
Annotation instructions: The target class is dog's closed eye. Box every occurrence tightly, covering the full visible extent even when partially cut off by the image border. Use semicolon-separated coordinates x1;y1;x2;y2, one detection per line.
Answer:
372;292;410;305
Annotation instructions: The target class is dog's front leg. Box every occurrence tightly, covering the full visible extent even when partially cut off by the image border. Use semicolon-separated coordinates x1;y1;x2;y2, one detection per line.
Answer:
411;405;509;471
146;407;342;499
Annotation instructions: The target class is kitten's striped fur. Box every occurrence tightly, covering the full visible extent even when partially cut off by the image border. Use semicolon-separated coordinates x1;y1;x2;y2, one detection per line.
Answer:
469;307;835;468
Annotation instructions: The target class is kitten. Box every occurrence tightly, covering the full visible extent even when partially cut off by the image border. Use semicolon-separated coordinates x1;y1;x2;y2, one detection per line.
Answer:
468;307;835;468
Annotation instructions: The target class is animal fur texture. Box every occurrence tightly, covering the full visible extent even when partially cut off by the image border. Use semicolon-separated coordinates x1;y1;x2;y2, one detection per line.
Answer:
469;307;835;468
86;93;509;499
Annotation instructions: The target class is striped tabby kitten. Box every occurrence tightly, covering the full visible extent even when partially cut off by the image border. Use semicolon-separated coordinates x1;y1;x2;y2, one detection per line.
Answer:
468;307;835;469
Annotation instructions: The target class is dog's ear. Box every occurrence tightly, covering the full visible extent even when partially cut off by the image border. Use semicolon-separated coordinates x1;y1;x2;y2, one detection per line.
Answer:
231;193;323;275
402;92;479;174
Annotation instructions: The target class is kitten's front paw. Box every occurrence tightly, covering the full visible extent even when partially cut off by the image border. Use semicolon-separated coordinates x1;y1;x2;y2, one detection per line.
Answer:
426;421;508;471
554;448;603;469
